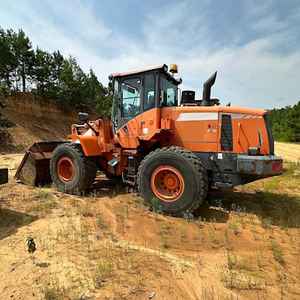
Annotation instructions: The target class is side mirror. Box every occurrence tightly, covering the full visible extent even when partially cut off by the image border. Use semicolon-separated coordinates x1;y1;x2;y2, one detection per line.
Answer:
78;112;89;124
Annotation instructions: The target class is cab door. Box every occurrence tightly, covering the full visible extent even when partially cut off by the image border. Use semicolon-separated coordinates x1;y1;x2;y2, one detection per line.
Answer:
115;76;142;129
114;72;161;148
115;76;142;148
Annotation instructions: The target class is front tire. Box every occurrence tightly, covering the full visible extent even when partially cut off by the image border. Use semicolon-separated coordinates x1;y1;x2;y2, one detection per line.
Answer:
137;146;208;216
50;143;97;194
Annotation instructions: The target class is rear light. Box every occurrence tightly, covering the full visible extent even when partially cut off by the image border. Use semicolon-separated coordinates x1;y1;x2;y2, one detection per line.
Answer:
272;161;282;172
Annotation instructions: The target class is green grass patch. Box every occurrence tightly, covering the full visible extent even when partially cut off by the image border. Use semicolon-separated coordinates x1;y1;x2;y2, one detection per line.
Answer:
271;240;285;265
93;259;114;288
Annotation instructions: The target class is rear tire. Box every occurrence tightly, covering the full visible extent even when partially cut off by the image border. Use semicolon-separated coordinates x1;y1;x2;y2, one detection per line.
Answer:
137;146;208;216
50;143;97;194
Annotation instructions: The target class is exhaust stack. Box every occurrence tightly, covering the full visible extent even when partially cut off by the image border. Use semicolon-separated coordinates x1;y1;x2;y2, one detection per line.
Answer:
202;71;217;106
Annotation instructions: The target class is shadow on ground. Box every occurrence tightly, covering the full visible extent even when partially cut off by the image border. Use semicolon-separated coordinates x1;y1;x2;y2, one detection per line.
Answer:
202;190;300;228
89;178;300;229
87;176;128;198
0;208;37;240
193;202;230;223
12;172;300;230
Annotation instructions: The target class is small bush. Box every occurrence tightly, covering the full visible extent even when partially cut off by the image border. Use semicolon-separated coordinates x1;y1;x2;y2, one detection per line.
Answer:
221;268;265;290
271;240;285;265
36;189;54;201
42;284;67;300
228;220;242;235
93;259;114;288
261;217;272;229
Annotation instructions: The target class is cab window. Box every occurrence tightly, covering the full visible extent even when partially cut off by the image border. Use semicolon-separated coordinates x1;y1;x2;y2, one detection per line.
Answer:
111;79;120;130
160;75;178;107
121;77;141;119
143;73;155;111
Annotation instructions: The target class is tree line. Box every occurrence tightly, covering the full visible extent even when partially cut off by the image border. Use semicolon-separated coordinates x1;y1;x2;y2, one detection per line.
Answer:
0;28;299;142
0;27;112;116
269;101;300;142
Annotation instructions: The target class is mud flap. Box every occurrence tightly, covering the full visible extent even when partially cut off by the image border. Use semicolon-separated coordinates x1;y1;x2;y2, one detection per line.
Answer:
15;141;67;186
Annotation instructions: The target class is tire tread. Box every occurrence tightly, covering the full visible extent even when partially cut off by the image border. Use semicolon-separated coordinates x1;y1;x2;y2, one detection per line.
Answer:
50;143;97;194
137;146;208;215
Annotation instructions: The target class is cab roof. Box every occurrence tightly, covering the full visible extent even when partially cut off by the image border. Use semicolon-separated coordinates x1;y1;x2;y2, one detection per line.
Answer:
110;64;181;85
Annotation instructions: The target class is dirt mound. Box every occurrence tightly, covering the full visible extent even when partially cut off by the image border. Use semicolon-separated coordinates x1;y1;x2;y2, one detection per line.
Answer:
0;93;79;153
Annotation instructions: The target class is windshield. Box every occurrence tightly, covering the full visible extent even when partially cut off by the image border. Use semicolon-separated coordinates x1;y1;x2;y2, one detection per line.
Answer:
121;77;141;119
160;75;178;107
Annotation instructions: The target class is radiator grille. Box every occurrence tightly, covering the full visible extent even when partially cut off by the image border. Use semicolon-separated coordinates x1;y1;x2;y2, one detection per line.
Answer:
264;115;274;155
221;114;233;151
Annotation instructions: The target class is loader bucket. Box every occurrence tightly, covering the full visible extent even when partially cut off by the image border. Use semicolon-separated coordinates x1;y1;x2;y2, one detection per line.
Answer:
15;141;66;186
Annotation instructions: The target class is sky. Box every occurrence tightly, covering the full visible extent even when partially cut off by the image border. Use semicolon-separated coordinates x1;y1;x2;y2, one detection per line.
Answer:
0;0;299;108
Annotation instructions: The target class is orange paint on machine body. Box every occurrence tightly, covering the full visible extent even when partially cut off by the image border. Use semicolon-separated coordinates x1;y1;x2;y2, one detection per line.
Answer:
70;107;271;163
161;106;270;154
68;102;274;180
110;105;270;155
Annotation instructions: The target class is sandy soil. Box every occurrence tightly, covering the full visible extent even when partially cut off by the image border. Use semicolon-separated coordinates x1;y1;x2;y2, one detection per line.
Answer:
0;154;300;299
275;142;300;162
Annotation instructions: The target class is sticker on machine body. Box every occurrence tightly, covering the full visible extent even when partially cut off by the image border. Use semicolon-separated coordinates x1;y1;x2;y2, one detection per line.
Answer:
230;113;263;119
176;112;262;122
176;112;218;121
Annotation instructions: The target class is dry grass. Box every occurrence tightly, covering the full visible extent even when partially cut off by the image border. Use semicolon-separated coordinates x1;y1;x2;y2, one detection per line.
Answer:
275;142;300;162
270;240;285;266
220;251;266;290
93;258;114;288
25;188;58;215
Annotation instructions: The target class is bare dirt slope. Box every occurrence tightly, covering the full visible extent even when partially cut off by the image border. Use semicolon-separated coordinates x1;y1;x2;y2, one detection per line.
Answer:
1;93;78;153
0;154;300;299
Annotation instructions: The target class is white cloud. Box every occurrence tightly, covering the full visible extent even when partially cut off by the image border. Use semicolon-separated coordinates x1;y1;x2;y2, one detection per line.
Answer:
180;37;300;108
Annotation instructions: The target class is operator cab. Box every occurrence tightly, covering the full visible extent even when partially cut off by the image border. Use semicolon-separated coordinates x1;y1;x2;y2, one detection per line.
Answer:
109;64;220;131
109;64;181;131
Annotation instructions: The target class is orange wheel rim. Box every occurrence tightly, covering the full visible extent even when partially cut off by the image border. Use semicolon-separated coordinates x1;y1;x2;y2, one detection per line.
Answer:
151;165;185;202
57;157;75;182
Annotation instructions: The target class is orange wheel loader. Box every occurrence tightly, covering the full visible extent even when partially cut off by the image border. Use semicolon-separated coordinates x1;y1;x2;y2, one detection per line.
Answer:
15;64;283;216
